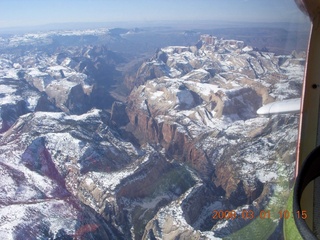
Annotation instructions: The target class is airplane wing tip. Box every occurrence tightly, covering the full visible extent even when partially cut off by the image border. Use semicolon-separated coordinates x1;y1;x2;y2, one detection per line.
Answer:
256;98;301;115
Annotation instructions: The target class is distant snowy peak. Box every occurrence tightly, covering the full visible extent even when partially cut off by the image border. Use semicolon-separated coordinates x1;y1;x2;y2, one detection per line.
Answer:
0;27;143;49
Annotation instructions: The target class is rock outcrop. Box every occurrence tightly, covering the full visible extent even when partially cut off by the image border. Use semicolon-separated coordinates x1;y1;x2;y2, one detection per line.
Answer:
125;36;303;239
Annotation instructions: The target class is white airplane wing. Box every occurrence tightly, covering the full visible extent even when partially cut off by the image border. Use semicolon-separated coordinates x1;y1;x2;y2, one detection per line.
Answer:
257;98;301;115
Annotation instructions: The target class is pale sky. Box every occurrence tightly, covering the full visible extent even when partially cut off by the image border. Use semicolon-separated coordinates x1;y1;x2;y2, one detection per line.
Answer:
0;0;309;29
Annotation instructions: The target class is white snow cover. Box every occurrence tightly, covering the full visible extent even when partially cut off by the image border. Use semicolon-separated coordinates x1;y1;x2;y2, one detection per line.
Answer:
0;83;24;105
0;200;78;238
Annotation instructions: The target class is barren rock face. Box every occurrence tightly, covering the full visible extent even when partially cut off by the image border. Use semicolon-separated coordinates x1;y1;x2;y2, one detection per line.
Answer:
110;101;130;127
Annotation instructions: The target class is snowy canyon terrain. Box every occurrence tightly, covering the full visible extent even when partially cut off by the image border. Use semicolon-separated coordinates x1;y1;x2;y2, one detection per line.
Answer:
0;27;306;239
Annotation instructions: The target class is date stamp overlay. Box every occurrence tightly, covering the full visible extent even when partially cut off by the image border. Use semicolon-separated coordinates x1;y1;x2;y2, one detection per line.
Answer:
212;209;307;220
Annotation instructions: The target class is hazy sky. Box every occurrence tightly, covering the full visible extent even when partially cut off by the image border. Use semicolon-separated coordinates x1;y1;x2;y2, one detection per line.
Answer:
0;0;309;29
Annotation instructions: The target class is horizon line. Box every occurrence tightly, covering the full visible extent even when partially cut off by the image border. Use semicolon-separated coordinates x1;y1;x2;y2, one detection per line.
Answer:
0;19;310;34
